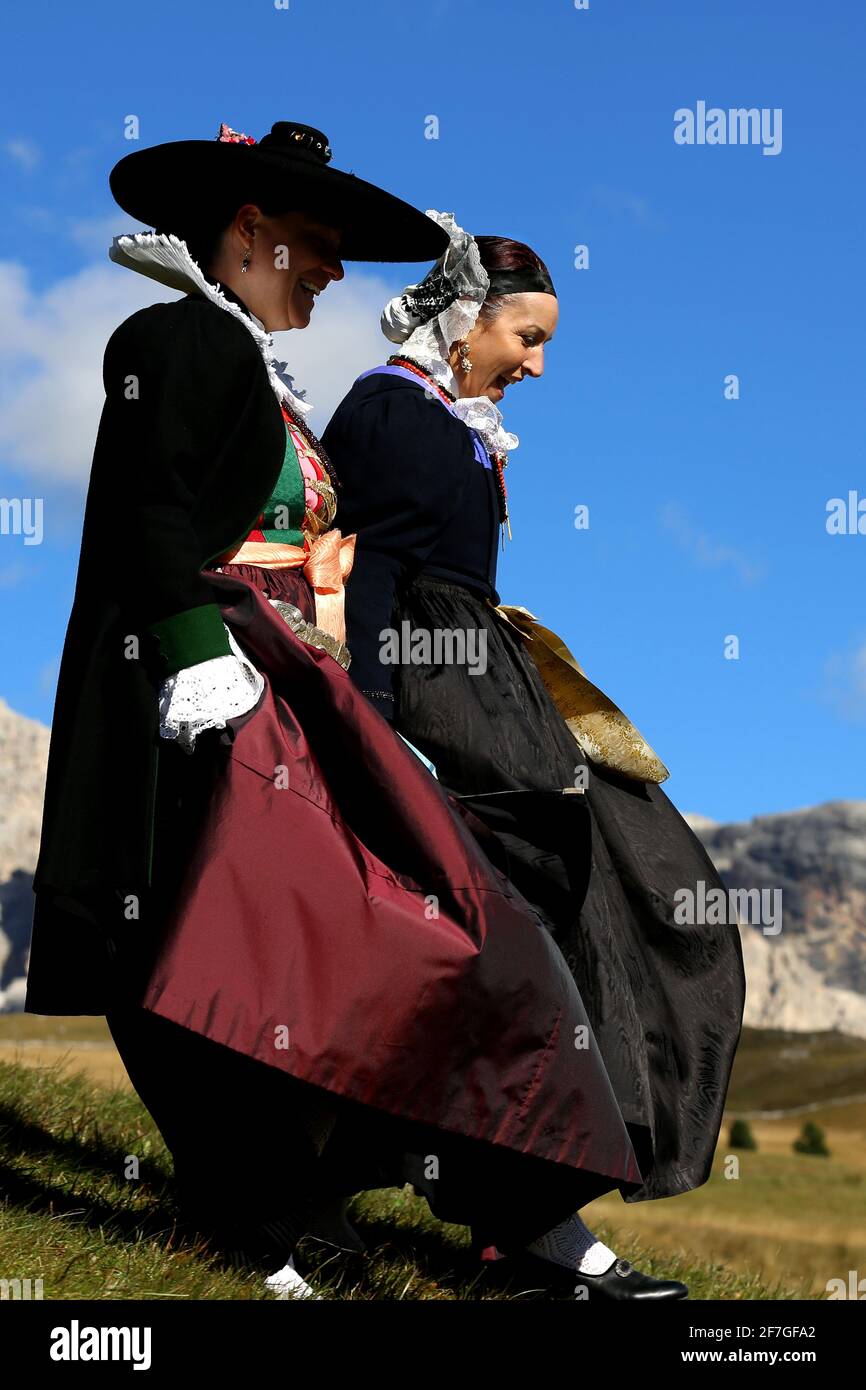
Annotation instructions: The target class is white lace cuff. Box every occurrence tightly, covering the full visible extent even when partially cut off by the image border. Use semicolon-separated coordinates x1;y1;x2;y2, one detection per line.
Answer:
158;625;264;753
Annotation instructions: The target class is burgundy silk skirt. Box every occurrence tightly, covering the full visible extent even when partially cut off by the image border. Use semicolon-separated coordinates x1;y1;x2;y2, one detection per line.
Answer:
130;561;650;1212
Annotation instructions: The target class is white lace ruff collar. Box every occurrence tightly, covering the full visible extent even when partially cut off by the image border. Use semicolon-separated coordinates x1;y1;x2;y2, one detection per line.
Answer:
398;323;520;458
108;231;314;421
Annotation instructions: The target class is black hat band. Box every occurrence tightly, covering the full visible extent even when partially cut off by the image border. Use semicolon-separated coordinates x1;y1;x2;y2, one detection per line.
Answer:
486;266;557;299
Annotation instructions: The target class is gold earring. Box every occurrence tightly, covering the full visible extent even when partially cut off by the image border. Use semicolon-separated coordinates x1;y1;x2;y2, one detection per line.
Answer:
241;244;252;273
457;339;473;373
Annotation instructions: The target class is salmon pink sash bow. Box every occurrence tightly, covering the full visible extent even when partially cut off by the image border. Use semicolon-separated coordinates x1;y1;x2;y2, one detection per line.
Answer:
216;529;356;645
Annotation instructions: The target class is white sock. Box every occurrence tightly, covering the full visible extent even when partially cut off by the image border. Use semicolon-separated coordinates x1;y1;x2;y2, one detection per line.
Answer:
263;1254;320;1300
526;1211;618;1275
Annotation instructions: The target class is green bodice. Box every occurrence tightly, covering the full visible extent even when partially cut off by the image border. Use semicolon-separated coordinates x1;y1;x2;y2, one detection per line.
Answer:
256;422;306;546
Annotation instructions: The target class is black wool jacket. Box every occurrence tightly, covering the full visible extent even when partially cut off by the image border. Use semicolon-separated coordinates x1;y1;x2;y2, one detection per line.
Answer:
26;289;286;1014
322;372;502;721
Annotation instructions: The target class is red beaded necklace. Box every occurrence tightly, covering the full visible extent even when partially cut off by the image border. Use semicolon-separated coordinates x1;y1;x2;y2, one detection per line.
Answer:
388;354;512;545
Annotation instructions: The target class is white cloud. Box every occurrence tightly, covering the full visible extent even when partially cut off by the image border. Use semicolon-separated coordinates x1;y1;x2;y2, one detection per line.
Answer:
820;639;866;723
591;186;662;230
0;257;402;487
66;215;140;255
272;269;401;428
0;260;166;484
3;138;40;171
39;657;60;695
660;500;765;584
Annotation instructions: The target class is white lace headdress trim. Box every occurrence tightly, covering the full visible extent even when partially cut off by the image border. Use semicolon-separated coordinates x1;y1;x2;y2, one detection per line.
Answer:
108;231;313;420
380;210;518;458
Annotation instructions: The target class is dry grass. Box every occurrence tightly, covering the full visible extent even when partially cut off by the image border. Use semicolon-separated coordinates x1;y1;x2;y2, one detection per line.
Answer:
0;1018;861;1300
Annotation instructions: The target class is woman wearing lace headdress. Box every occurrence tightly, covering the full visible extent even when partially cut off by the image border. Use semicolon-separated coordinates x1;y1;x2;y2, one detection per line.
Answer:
25;127;661;1300
322;212;747;1298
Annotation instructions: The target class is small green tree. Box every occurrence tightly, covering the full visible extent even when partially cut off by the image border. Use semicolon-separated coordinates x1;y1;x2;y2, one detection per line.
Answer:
729;1118;757;1150
793;1120;830;1156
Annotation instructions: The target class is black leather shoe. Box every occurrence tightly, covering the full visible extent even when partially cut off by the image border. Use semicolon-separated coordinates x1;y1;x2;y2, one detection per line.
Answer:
573;1256;688;1300
482;1250;689;1300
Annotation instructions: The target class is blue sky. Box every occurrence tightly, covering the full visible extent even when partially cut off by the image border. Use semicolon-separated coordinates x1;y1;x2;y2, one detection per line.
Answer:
0;0;863;823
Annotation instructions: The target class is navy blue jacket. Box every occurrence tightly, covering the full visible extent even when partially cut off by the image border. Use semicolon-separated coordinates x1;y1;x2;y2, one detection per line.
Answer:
322;372;501;720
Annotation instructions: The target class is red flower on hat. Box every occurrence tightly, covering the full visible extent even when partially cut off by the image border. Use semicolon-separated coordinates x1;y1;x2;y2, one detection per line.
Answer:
217;122;256;145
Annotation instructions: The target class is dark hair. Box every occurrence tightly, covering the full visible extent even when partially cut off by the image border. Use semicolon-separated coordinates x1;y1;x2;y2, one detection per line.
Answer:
159;194;299;274
474;236;553;322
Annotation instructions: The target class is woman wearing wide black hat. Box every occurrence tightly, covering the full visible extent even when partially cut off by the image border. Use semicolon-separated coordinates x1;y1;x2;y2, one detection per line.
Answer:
321;212;747;1296
25;124;669;1299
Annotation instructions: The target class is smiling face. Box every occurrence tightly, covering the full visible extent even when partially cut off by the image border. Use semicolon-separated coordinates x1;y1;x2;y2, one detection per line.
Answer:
208;204;345;331
450;292;559;403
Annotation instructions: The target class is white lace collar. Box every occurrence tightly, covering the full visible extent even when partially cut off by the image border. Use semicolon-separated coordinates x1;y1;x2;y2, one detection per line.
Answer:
108;231;314;421
399;326;520;459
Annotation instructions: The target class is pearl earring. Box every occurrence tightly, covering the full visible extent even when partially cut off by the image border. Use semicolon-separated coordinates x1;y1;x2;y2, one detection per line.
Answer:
457;339;473;373
241;245;252;273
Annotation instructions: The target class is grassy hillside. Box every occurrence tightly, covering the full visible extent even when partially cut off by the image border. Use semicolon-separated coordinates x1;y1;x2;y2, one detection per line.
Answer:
0;1018;862;1300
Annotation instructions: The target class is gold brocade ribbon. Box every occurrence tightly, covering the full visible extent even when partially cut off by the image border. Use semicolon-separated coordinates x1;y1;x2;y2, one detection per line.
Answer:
217;529;357;645
493;604;670;784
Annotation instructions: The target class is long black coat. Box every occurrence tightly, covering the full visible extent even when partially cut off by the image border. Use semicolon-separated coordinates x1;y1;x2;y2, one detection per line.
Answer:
26;289;287;1014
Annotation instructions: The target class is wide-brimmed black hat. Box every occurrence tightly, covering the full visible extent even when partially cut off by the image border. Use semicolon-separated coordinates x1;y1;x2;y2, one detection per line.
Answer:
109;121;448;263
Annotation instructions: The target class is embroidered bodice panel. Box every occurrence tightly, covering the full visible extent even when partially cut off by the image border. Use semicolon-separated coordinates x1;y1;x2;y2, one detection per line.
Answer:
243;406;336;547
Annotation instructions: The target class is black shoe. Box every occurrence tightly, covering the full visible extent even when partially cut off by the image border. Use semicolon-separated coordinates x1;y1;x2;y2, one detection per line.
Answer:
573;1255;688;1300
482;1249;689;1301
303;1194;367;1254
